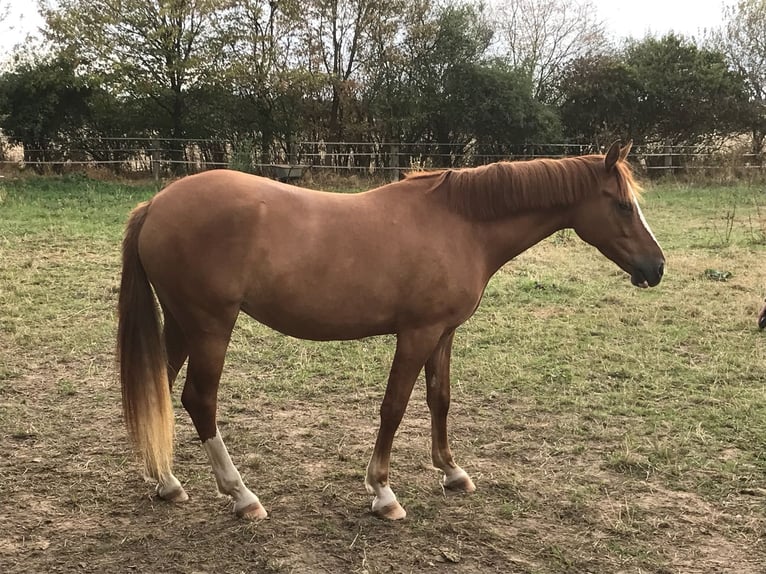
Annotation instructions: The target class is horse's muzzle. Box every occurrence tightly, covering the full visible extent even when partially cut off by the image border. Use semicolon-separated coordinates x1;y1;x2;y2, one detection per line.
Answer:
631;260;664;288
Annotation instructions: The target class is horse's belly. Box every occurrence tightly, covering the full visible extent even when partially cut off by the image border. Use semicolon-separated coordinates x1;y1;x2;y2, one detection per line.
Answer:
240;299;395;341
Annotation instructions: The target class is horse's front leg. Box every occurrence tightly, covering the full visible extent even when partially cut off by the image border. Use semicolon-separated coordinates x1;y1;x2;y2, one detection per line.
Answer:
425;330;476;493
365;327;443;520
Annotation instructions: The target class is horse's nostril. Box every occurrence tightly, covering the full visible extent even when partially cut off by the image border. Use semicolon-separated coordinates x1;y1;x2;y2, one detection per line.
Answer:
658;261;665;278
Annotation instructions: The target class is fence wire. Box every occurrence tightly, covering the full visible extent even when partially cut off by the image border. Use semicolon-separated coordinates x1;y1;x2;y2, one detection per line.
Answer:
0;138;763;179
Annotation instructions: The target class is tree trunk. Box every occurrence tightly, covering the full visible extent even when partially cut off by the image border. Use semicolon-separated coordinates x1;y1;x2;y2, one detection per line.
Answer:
329;81;344;143
169;91;186;174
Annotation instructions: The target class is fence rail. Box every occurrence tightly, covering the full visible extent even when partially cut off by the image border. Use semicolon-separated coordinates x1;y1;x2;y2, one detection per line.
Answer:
0;138;763;180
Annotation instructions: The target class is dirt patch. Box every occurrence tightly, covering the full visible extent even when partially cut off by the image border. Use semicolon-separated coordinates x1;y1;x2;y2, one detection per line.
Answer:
1;356;764;574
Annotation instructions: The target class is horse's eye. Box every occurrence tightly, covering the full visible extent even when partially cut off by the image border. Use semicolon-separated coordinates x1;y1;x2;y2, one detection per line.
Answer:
617;200;633;213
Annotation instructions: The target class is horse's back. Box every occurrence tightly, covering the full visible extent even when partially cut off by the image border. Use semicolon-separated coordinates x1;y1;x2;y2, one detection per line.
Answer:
151;169;341;215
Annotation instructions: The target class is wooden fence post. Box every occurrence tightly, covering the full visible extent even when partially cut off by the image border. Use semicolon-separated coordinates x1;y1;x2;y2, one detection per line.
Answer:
151;138;160;181
389;144;400;182
664;139;674;175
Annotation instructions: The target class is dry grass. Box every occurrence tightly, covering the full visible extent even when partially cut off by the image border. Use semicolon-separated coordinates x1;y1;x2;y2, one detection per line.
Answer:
1;175;765;573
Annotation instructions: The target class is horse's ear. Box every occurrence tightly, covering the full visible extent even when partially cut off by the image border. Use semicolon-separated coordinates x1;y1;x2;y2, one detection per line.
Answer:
605;141;621;172
619;140;633;161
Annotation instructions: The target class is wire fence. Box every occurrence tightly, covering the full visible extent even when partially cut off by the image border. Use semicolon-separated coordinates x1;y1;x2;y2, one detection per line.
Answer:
0;137;763;181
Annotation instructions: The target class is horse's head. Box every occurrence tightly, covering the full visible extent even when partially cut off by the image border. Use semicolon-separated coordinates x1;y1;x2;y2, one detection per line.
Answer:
571;141;665;288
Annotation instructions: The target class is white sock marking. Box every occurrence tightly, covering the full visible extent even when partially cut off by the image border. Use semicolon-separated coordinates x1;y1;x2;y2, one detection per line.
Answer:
371;485;398;512
443;465;468;485
202;429;260;510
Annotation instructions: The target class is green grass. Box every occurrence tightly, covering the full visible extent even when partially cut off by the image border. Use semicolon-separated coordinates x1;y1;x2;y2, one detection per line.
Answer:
1;173;765;573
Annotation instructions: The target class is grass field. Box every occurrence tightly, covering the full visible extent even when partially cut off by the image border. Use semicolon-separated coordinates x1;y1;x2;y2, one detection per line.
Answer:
0;173;765;573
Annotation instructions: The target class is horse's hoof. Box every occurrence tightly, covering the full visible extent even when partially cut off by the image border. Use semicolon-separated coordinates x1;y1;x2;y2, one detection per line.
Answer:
443;470;476;493
372;499;407;520
157;485;189;503
237;501;268;520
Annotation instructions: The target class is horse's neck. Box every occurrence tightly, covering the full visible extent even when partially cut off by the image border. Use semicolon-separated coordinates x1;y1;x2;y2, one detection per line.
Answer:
475;208;571;276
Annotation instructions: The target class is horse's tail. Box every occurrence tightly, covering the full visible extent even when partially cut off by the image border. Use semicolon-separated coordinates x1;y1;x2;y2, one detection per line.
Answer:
117;200;174;481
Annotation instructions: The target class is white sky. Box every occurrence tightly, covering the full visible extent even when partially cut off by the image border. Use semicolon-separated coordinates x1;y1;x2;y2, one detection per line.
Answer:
1;1;46;57
597;0;738;41
0;0;741;61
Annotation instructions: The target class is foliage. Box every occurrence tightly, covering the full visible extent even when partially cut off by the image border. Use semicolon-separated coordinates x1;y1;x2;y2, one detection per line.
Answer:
494;0;607;102
559;34;752;147
624;34;751;145
558;55;643;146
0;1;759;170
712;0;766;156
444;61;561;155
228;137;257;173
299;0;407;141
401;3;496;149
0;53;92;170
213;0;307;157
41;0;232;171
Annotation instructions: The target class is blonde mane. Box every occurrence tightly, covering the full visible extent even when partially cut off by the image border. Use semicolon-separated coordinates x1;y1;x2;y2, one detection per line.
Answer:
407;155;642;220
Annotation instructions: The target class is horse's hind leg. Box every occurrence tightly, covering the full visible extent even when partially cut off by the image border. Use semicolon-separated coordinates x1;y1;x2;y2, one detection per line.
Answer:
161;304;188;390
425;331;475;493
181;314;267;520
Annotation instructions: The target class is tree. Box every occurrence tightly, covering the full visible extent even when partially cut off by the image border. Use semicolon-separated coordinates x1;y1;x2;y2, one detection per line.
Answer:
213;0;308;161
400;2;495;162
361;3;560;166
40;0;233;169
625;34;751;145
298;0;407;142
712;0;766;157
494;0;607;102
0;53;92;171
558;55;644;146
444;61;560;156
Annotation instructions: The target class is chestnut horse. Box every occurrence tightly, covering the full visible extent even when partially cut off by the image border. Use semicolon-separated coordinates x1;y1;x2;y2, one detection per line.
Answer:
118;141;664;521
